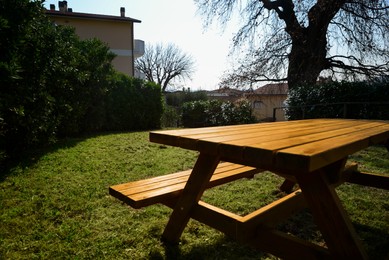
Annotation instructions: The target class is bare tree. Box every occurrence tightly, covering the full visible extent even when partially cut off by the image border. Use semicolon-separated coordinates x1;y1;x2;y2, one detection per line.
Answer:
196;0;389;90
135;43;195;92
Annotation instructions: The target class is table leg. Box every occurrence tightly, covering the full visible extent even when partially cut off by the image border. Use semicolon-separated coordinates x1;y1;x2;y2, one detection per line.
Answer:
162;153;220;244
279;179;296;193
296;160;368;259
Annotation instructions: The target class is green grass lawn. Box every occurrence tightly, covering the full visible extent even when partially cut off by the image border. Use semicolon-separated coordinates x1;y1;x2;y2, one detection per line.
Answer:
1;131;388;259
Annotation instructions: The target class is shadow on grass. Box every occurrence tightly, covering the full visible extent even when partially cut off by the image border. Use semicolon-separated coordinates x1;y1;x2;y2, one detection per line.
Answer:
150;237;271;260
152;223;389;259
0;131;123;182
354;222;389;260
280;209;389;259
149;209;389;259
279;209;389;259
0;138;80;182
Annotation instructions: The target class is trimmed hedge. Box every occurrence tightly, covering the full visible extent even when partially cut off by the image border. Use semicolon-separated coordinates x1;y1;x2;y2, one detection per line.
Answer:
286;81;389;120
105;74;162;131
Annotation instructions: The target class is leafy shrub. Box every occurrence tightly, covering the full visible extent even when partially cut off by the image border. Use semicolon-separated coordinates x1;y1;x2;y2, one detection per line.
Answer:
286;81;389;120
0;1;84;152
182;100;211;127
182;99;255;128
162;89;208;127
0;0;163;157
105;74;162;131
161;103;180;128
165;89;208;107
56;38;116;136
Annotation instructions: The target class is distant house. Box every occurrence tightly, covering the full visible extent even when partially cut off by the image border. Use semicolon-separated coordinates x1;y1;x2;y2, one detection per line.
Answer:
206;84;288;121
245;83;289;121
46;1;144;76
206;88;244;102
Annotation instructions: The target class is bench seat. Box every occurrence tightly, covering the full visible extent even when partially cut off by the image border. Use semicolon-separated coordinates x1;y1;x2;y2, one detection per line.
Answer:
109;162;263;209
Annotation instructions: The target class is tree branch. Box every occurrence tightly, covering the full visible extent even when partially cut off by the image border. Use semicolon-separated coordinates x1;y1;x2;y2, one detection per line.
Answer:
328;55;389;75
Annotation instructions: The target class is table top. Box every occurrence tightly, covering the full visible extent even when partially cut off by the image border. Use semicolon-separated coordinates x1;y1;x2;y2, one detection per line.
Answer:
150;119;389;173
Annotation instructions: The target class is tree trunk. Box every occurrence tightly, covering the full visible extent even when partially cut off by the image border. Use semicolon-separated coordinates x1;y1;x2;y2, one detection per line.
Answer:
287;28;328;90
286;0;344;90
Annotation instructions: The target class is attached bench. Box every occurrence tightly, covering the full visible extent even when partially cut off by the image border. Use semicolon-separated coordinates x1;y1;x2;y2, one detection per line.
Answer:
109;162;263;209
109;162;372;210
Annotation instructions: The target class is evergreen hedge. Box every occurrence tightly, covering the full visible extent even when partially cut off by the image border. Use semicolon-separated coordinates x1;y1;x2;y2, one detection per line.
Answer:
0;0;162;157
286;81;389;120
106;74;162;131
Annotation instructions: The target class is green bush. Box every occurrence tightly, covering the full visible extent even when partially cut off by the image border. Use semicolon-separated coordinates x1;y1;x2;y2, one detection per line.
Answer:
165;89;208;107
162;89;208;127
0;0;163;157
0;0;83;152
105;74;162;131
286;81;389;120
182;100;211;127
161;103;180;128
56;38;116;136
182;99;255;128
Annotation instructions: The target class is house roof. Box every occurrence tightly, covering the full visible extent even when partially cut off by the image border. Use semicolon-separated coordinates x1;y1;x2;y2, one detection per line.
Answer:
253;83;288;95
207;88;244;97
46;10;141;23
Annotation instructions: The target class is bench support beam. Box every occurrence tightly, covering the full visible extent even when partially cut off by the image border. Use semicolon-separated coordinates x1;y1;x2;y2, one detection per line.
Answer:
296;159;368;259
162;153;220;244
346;171;389;190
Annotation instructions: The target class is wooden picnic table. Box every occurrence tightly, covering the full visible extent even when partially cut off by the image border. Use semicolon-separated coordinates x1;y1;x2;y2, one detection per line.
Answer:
148;118;389;259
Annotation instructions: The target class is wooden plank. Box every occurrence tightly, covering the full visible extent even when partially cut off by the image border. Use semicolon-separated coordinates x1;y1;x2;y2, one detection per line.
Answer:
109;163;262;208
185;196;329;259
187;120;362;152
279;179;296;193
149;119;350;149
296;161;368;259
253;228;331;259
150;119;385;146
122;184;184;208
262;123;378;148
244;121;383;156
149;120;389;173
189;190;306;241
126;166;262;207
240;122;381;168
183;119;349;142
150;119;338;141
190;201;244;240
197;120;381;166
346;171;389;190
275;124;389;172
149;122;269;147
111;163;255;195
110;169;192;192
328;162;358;186
241;189;306;229
162;154;220;243
208;166;263;186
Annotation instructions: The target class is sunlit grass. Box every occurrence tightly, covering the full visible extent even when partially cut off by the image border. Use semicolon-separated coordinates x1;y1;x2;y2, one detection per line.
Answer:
1;132;388;259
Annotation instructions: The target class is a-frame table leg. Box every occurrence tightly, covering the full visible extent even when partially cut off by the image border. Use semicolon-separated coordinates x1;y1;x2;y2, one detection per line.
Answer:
279;179;296;193
162;153;220;244
296;159;368;259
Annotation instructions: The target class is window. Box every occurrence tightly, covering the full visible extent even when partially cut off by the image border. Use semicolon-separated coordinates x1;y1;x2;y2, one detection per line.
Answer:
253;101;262;109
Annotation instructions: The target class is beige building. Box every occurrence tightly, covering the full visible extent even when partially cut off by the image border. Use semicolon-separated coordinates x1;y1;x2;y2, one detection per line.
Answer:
206;88;244;102
206;84;289;122
46;1;144;76
245;83;289;121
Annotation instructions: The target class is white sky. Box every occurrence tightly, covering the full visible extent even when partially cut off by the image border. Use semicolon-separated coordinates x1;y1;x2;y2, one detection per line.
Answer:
43;0;240;91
